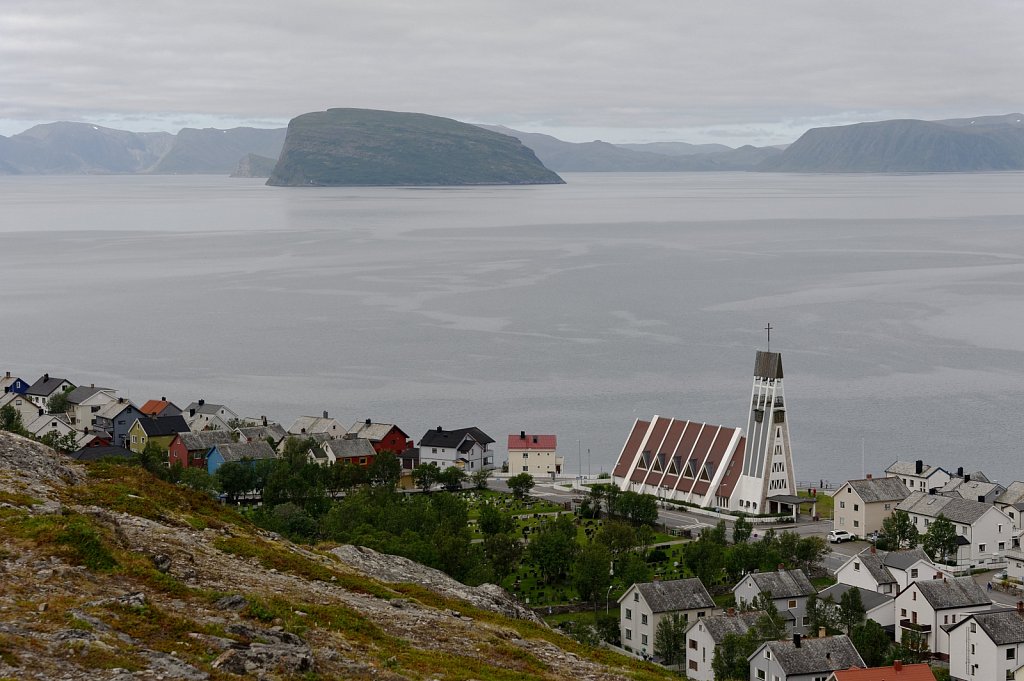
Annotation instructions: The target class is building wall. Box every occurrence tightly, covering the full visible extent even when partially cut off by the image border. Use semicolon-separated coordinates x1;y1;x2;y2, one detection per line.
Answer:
895;585;988;657
684;623;716;681
508;448;562;477
835;557;890;594
949;621;1024;681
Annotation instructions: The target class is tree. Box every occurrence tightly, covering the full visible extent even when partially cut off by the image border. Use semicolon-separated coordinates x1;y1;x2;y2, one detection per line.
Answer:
526;514;578;583
806;593;840;636
438;466;467;492
614;552;652;590
595;520;637;557
478;504;515;537
411;462;441;492
653;612;688;666
216;461;256;503
585;485;605;518
0;404;26;435
923;513;958;565
891;628;929;664
850;619;891;667
612;491;659;526
46;388;71;415
795;535;830;574
367;451;401;489
838;587;866;633
712;631;760;681
137;439;170;476
507;473;535;500
179;467;216;494
471;468;491;490
751;592;787;641
572;542;612;615
732;515;753;544
882;510;919;550
483;532;523;582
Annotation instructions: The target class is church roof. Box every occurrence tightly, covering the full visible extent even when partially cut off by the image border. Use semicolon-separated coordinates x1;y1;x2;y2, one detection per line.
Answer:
754;350;783;379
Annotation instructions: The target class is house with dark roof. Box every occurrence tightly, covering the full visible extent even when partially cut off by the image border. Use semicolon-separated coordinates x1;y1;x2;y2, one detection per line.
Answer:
69;445;135;462
893;575;991;659
748;634;865;681
168;430;236;469
886;460;952;494
896;491;1013;567
127;415;189;454
947;605;1024;681
24;373;74;408
235;423;288;448
206;441;278;475
63;385;118;428
507;431;561;478
1;371;29;395
829;661;936;681
835;547;940;595
816;583;896;629
831;475;910;539
320;437;376;467
417;426;496;471
91;398;143;449
683;609;761;681
939;475;1006;505
618;578;714;657
734;568;816;634
346;420;413;458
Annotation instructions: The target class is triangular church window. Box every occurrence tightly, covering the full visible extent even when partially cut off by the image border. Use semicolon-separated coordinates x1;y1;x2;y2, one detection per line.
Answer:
652;453;664;472
667;457;680;475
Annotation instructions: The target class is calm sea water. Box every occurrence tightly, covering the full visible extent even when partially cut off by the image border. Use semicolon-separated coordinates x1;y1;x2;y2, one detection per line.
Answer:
2;172;1024;484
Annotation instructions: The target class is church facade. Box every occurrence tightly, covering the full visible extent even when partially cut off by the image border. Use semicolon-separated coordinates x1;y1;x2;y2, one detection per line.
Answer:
611;350;798;514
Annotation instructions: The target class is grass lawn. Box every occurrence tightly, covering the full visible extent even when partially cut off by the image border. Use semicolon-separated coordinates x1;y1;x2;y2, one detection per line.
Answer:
799;489;832;519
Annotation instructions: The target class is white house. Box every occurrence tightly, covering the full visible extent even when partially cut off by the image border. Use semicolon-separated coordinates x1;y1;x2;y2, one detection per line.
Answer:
939;474;1005;505
1006;549;1024;583
831;476;910;538
887;460;952;494
816;583;896;629
619;578;714;657
684;610;761;681
893;575;991;659
734;568;816;634
947;606;1024;681
0;391;42;427
896;492;1014;567
24;374;74;408
288;412;344;438
183;400;238;433
416;426;496;470
507;432;562;477
25;412;76;439
834;547;939;595
748;634;864;681
63;385;118;428
996;482;1024;532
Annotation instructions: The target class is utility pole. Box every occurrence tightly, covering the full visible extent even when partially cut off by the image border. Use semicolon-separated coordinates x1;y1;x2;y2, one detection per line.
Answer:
578;439;582;480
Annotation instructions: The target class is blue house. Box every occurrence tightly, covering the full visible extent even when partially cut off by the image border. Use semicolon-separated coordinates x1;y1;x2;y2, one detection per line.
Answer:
1;372;29;394
92;399;145;450
207;441;278;476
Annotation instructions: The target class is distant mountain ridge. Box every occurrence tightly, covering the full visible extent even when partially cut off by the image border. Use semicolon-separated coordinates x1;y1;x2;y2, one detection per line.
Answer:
0;122;286;175
267;109;564;186
759;114;1024;172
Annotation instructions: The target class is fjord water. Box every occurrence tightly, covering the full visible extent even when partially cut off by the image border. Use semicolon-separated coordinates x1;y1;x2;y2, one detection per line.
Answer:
2;172;1024;484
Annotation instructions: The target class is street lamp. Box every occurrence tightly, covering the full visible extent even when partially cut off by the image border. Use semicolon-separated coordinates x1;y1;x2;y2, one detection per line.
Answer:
606;584;615;614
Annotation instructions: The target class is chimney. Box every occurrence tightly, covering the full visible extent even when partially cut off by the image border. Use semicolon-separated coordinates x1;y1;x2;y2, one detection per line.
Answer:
727;607;735;617
198;399;205;406
957;466;964;477
533;435;538;444
189;408;196;417
915;459;923;474
778;564;785;572
934;572;943;580
965;474;971;483
520;430;526;439
818;626;826;638
43;373;49;382
436;426;442;432
323;410;328;419
262;415;267;427
870;545;877;554
161;396;166;401
118;397;124;403
365;418;371;426
37;408;43;416
90;383;94;388
866;473;872;479
793;633;801;648
4;371;9;378
894;660;902;671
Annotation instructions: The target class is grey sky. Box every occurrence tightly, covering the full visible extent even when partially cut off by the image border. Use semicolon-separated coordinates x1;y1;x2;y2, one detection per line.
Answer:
2;1;1022;145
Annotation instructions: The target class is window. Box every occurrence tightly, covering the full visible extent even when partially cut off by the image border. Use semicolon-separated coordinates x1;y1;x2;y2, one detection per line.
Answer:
912;592;916;601
839;501;846;509
688;660;697;671
969;622;976;633
885;503;891;510
854;562;861;571
803;616;809;626
359;457;366;465
854;520;860;528
625;629;631;640
980;543;987;553
431;448;437;454
522;466;528;471
765;649;771;659
911;569;919;578
625;609;631;620
634;593;639;602
522;452;528;458
1008;649;1016;660
788;600;797;609
854;504;859;512
999;542;1006;551
944;615;949;624
641;634;648;646
757;670;766;680
901;608;907;617
688;639;697;650
999;524;1003;532
641;614;648;625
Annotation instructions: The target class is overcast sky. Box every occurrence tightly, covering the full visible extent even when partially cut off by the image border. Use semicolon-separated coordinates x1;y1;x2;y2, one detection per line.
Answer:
2;1;1022;145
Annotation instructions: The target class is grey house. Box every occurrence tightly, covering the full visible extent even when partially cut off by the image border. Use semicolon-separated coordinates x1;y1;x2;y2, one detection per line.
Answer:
734;568;816;634
619;578;715;657
748;634;864;681
92;399;143;449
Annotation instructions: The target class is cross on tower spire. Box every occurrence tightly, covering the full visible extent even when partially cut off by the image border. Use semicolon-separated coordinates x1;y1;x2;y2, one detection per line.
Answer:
765;322;773;352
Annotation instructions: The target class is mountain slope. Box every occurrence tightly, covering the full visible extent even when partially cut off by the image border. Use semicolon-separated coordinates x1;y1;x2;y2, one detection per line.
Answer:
0;432;668;680
759;117;1024;172
152;127;287;174
268;109;564;186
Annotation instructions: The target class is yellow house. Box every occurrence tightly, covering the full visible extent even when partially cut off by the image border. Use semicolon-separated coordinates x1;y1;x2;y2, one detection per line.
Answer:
128;415;189;454
831;476;910;538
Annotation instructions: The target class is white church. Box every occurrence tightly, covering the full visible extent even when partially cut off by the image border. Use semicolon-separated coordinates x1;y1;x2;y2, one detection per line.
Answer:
611;349;802;515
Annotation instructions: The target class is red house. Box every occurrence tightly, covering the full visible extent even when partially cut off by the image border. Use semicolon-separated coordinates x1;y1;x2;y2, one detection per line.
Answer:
346;420;413;457
168;430;235;469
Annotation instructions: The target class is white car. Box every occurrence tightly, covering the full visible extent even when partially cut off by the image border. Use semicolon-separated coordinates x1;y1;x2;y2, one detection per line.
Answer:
828;530;854;543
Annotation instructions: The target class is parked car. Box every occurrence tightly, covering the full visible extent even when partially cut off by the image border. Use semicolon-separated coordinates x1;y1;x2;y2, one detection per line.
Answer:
828;529;854;543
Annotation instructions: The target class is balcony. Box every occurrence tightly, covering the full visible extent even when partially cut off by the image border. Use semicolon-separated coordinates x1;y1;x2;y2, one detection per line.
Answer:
899;619;931;634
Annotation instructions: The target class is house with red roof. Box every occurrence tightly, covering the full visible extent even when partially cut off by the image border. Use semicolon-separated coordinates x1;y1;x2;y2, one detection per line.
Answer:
139;398;182;418
507;431;561;478
829;661;936;680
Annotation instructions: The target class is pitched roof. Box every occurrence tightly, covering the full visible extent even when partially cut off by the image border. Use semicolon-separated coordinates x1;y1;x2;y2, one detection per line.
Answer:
684;611;761;643
136;415;189;437
754;635;864;675
418;426;494;449
832;663;936;681
911;576;990;610
70;446;135;462
880;548;932;571
184;401;229;415
26;375;72;397
816;583;894;613
939;477;1004;500
346;421;407;442
63;386;113;405
896;491;994;524
323;437;376;458
846;551;897;586
507;433;557;450
842;477;911;504
886;461;947;478
754;350;783;379
996;481;1024;507
140;399;179;416
235;424;288;444
746;569;816;599
211;441;277;463
93;399;138;420
288;415;343;435
178;430;235;452
629;578;714;613
951;609;1024;645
